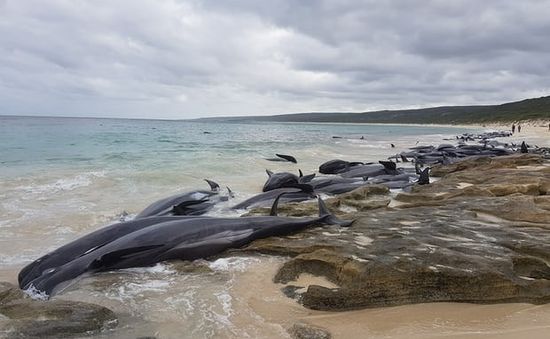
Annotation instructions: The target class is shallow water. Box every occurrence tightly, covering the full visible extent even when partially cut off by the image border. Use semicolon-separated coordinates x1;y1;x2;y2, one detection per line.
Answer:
3;116;520;338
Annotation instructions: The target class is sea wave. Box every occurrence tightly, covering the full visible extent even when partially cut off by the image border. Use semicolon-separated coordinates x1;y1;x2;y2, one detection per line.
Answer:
15;171;107;195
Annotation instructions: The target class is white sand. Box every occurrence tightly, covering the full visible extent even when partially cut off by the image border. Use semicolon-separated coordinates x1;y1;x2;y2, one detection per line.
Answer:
232;260;550;339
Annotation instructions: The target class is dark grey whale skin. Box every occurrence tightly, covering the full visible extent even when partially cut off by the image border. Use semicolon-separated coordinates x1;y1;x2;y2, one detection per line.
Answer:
135;179;221;219
24;198;351;297
136;191;217;218
18;215;205;289
262;170;315;192
319;159;363;174
262;171;300;192
232;187;314;210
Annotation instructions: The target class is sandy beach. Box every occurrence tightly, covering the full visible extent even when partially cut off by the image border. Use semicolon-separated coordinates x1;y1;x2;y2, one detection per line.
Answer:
227;120;550;339
231;259;550;339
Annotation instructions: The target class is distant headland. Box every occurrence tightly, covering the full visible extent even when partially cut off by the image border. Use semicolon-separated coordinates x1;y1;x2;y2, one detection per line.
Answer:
197;95;550;124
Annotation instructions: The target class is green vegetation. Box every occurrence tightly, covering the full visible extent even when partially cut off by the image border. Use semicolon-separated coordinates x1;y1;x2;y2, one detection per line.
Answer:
201;95;550;124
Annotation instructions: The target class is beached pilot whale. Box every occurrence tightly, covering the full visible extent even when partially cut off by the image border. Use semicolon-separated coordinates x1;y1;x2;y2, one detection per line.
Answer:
18;215;207;290
265;153;298;163
262;169;315;192
21;196;352;297
319;159;363;174
136;179;228;218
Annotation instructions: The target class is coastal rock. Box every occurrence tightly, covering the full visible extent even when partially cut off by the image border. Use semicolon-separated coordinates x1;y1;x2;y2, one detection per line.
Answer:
240;154;550;311
169;260;214;274
430;153;543;176
288;322;332;339
0;281;117;338
0;282;26;305
1;299;117;338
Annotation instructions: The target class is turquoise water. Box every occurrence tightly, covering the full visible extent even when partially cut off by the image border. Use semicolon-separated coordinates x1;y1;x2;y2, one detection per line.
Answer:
0;116;472;176
0;115;479;261
0;116;482;338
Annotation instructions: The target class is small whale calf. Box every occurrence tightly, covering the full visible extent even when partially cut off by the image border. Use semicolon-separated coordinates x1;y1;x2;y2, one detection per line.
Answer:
136;179;226;218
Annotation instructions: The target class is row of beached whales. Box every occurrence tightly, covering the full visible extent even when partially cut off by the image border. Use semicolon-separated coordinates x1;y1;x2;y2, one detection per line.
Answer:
18;132;536;297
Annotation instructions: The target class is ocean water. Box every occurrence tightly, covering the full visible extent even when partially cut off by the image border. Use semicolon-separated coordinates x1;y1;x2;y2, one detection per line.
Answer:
0;116;480;338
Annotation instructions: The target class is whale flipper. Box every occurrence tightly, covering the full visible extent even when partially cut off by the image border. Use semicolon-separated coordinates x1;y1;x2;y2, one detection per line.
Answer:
90;245;164;270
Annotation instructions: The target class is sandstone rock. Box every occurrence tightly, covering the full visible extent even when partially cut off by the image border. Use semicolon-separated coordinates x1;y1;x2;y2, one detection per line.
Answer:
169;260;214;274
288;322;331;339
0;282;26;306
238;155;550;311
0;291;117;338
430;153;543;176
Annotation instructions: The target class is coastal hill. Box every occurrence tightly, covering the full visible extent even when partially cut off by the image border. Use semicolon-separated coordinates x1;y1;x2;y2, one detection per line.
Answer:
200;95;550;124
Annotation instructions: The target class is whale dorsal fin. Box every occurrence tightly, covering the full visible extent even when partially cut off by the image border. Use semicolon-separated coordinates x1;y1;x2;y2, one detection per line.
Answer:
204;179;220;192
298;173;316;183
266;169;273;177
270;192;286;216
226;186;234;198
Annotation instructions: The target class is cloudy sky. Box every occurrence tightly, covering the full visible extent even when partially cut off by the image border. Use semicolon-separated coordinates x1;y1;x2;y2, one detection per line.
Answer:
1;0;549;119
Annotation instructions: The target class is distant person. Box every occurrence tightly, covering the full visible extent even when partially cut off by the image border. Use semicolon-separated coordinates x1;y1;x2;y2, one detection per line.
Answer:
391;143;395;148
512;124;515;133
518;124;522;133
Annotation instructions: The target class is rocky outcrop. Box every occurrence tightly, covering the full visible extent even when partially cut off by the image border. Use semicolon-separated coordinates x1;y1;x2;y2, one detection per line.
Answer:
0;282;117;338
241;154;550;311
288;322;332;339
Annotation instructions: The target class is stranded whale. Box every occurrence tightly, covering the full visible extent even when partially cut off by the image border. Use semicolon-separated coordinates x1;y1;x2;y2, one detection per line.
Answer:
21;196;351;297
135;179;227;218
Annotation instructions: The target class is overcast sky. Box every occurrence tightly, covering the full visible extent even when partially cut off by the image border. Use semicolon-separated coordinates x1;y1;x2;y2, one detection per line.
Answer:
1;0;549;119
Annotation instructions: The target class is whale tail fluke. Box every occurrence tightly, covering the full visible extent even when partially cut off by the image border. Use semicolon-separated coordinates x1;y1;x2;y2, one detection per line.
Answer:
418;167;430;185
317;197;353;227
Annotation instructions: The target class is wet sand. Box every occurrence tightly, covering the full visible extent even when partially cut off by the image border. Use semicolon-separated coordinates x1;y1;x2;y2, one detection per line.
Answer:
232;258;550;339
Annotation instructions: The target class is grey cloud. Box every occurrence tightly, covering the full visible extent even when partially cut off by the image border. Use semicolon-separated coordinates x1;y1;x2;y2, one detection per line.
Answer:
0;0;549;118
